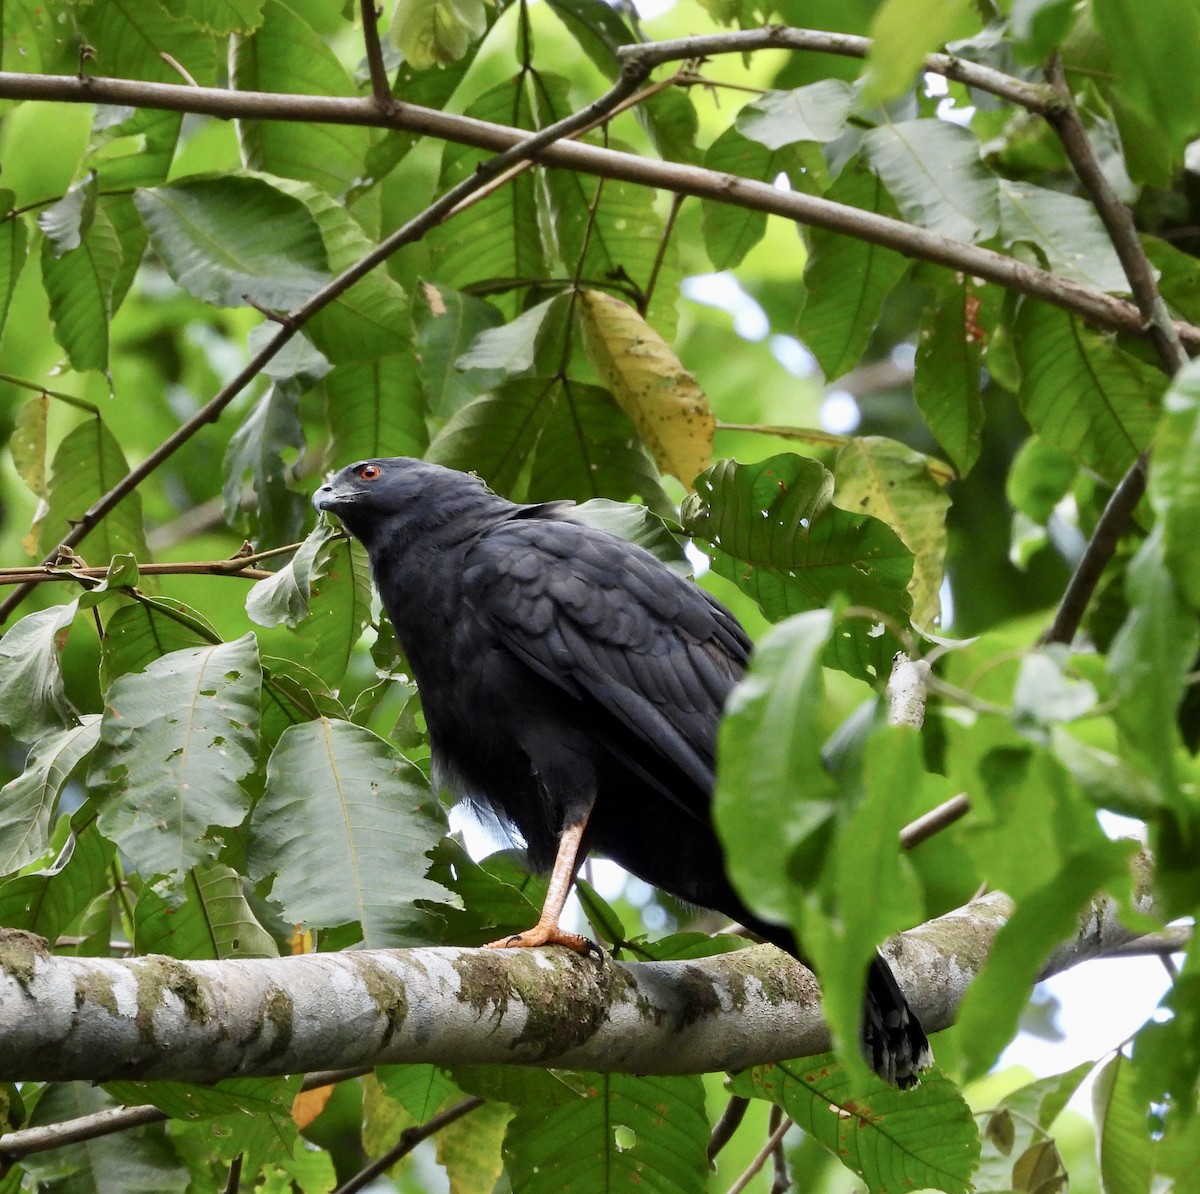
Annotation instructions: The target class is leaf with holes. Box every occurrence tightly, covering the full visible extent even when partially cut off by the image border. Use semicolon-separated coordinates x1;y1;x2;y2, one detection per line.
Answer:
247;718;450;947
89;635;261;880
732;1055;979;1194
504;1072;708;1194
682;455;913;682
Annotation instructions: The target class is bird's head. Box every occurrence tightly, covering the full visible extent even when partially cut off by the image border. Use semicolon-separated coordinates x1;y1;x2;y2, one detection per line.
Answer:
313;457;498;550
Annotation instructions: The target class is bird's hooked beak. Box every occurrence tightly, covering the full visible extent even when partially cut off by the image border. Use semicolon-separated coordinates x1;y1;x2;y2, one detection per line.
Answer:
312;478;346;514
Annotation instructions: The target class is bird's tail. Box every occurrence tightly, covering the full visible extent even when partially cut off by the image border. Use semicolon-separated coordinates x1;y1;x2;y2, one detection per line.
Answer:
862;952;933;1089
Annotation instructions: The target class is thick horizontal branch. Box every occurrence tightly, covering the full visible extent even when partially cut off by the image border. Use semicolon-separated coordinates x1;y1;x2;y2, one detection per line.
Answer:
0;71;1195;351
0;873;1156;1085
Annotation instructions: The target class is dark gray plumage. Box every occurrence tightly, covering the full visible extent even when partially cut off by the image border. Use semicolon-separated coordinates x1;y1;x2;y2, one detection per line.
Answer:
313;457;931;1087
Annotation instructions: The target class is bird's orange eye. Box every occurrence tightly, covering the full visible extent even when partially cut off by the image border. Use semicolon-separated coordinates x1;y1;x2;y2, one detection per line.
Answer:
359;464;382;480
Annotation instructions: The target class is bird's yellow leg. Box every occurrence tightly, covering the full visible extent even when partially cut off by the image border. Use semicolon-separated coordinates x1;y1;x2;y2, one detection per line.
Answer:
484;812;596;954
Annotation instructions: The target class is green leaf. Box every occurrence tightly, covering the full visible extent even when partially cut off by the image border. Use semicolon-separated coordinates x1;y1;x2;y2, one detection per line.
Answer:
222;381;308;545
134;175;331;310
428;377;668;511
230;0;369;194
135;862;279;959
247;718;450;947
833;437;949;628
273;178;413;362
1108;528;1199;799
89;635;262;880
284;534;374;687
105;1075;301;1176
799;159;909;380
10;394;48;500
1149;357;1200;609
957;838;1135;1080
160;0;266;34
428;82;548;300
36;416;148;564
416;285;507;417
682;455;913;682
325;351;429;464
913;277;987;476
101;598;219;687
376;1064;459;1120
390;0;486;67
457;297;560;375
715;610;837;926
1006;436;1077;525
0;198;28;342
0;817;115;944
503;1073;709;1194
76;0;218;84
40;197;121;373
733;1055;980;1194
0;717;102;873
862;0;978;103
1093;1051;1153;1194
803;728;929;1074
1015;301;1163;484
0;601;79;744
1093;0;1200;180
419;841;541;945
246;521;339;630
998;179;1129;293
864;119;999;242
736;80;856;149
570;499;691;577
19;1083;189;1194
439;1097;512;1194
700;126;785;269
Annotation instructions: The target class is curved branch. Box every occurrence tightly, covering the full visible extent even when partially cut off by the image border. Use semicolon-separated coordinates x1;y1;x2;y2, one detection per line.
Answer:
0;71;1194;353
0;873;1155;1086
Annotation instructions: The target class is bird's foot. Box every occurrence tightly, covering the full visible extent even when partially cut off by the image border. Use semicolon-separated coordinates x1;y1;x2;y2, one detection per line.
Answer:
484;923;601;957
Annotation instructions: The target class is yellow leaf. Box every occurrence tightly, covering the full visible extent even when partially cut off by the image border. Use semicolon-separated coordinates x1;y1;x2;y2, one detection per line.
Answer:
579;289;713;489
833;436;950;628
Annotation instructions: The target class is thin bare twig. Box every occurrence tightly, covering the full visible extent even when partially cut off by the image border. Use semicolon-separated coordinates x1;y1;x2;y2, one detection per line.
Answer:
900;794;971;850
332;1096;486;1194
0;1067;373;1162
707;1094;750;1161
726;1112;792;1194
359;0;391;105
1039;448;1149;647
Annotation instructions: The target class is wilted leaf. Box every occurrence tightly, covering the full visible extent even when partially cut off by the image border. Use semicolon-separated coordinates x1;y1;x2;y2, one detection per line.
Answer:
834;437;949;627
579;289;713;488
390;0;487;68
0;717;101;872
0;601;79;744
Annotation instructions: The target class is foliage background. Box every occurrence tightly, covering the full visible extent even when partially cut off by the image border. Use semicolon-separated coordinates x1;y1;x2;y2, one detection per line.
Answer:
0;0;1197;1190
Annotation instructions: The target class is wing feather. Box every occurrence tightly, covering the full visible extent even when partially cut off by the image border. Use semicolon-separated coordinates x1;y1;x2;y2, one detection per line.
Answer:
462;515;750;812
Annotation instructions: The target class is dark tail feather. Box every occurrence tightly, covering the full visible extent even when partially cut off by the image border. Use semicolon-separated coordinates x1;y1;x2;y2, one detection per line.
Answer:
862;952;933;1089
